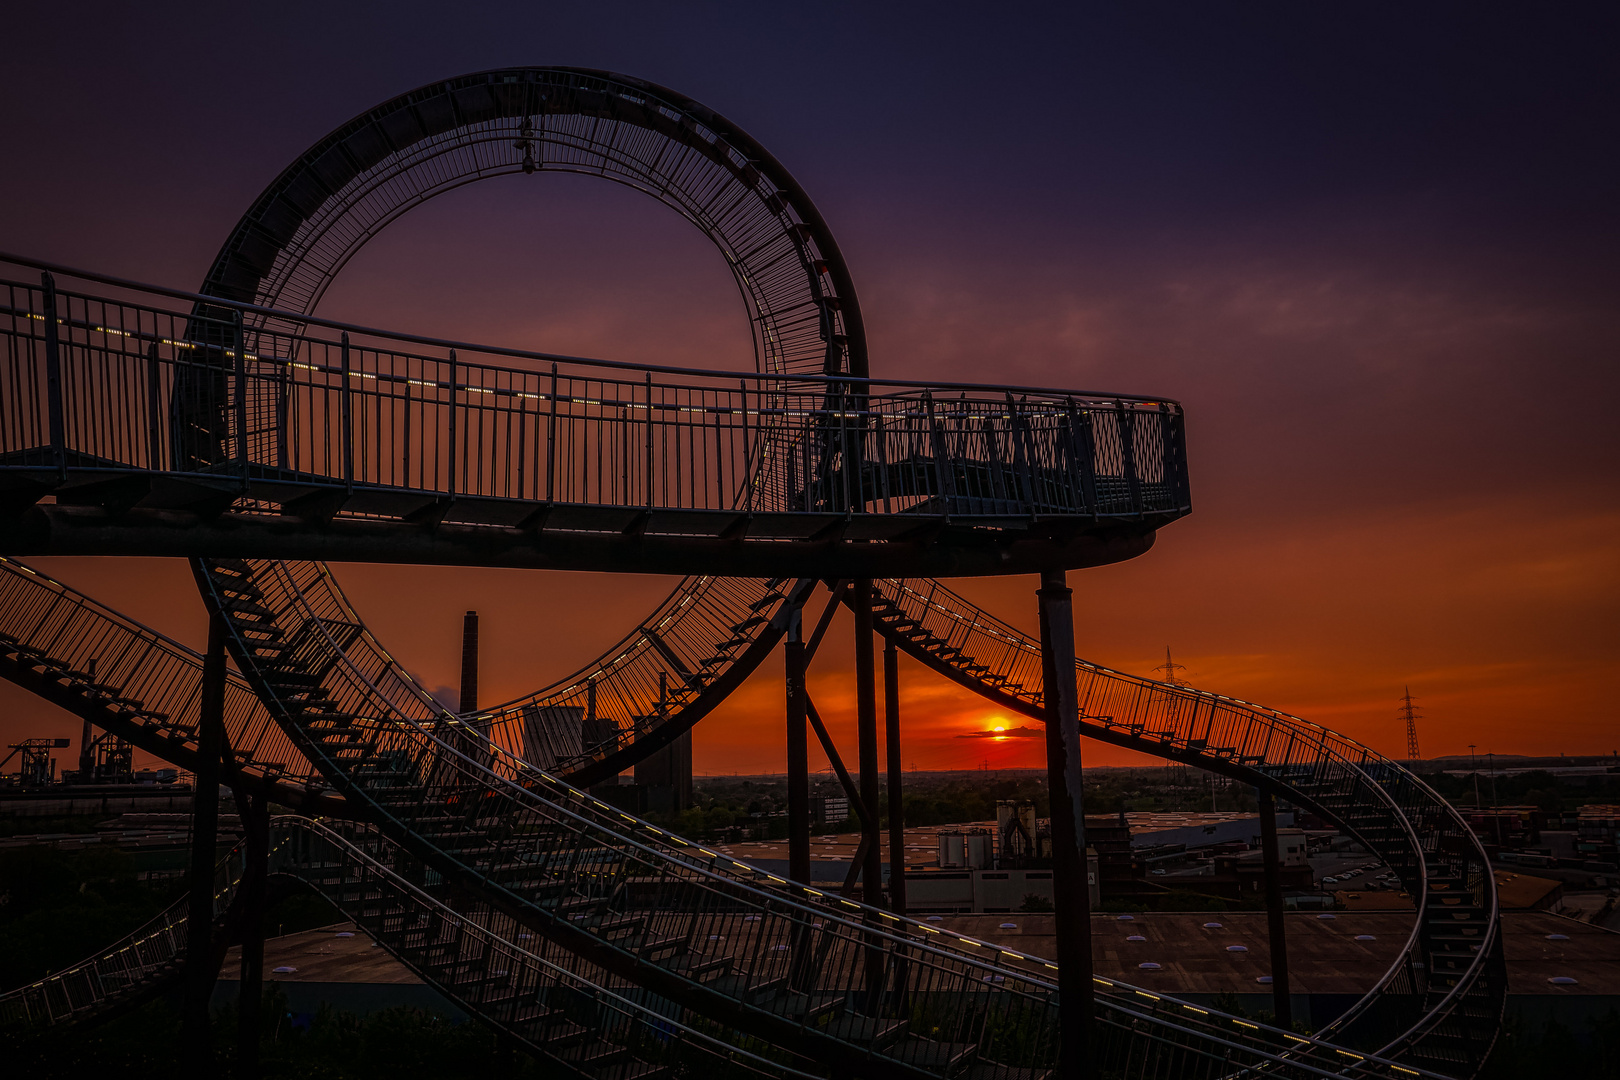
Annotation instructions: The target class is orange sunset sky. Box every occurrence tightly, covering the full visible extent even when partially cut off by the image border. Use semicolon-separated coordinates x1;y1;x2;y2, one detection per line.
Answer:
1;7;1616;775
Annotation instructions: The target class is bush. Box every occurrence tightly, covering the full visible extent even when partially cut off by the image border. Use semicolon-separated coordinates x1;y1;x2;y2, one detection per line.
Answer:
0;845;171;991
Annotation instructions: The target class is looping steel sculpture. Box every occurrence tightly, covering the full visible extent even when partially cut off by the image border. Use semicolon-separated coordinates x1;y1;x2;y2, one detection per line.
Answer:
0;67;1501;1079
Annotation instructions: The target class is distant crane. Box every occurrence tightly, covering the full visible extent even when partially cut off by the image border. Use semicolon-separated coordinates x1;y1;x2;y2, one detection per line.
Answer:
1153;647;1190;687
2;738;71;786
1399;687;1422;762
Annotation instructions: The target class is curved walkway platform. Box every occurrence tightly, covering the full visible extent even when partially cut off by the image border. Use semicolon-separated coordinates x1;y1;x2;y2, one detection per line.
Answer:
0;553;1489;1078
3;812;1460;1080
0;65;1500;1079
0;261;1186;579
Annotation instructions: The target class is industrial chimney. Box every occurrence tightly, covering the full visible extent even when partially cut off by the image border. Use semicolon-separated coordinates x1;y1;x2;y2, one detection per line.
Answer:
459;610;479;713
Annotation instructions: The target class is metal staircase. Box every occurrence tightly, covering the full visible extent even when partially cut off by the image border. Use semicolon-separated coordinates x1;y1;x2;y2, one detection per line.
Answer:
0;553;1464;1077
0;818;826;1080
185;554;1454;1079
0;556;338;813
856;578;1506;1073
0;56;1496;1071
0;796;1458;1080
192;556;1063;1079
0;840;237;1031
0;266;1503;1073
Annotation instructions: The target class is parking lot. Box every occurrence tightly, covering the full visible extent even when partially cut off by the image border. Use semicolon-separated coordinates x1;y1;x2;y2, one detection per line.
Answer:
1309;852;1392;889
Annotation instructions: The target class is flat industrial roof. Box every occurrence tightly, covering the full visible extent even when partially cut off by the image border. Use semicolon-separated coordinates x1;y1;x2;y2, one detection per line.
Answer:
221;924;421;985
712;823;954;872
712;814;1290;871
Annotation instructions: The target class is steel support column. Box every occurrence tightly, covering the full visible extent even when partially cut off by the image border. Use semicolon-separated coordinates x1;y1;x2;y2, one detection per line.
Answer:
459;609;479;713
1039;569;1093;1078
853;579;884;1011
853;580;882;905
785;604;810;886
182;608;228;1072
236;791;269;1078
1258;786;1293;1028
884;638;906;916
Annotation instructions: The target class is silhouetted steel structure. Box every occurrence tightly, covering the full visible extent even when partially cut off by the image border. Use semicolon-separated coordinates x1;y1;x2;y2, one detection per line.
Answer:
0;66;1502;1079
1402;687;1423;762
460;611;480;714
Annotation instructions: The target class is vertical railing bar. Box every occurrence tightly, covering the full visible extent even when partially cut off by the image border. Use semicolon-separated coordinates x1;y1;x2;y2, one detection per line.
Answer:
401;357;412;489
516;376;528;501
738;379;751;512
1117;400;1141;515
546;364;558;505
233;309;248;489
146;341;163;471
340;333;353;494
41;273;66;479
446;349;458;499
645;371;654;510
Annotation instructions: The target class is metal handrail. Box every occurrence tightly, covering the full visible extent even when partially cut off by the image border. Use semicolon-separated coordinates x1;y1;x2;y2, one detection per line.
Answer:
0;276;1186;526
191;556;1449;1079
279;816;832;1080
1;805;1452;1079
0;557;321;794
0;833;242;1029
866;576;1502;1067
0;548;1458;1076
0;252;1181;404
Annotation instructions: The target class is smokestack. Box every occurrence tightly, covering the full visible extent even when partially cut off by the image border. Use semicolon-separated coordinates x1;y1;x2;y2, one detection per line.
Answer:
459;611;479;713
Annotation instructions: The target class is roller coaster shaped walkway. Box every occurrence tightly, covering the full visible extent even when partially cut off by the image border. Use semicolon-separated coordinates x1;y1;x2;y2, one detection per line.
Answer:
0;67;1501;1078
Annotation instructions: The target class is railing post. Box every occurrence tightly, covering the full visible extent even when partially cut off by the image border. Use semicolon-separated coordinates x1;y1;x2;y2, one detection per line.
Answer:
546;363;558;504
1258;786;1293;1028
233;309;248;488
340;332;354;493
1039;569;1093;1080
785;604;810;887
884;637;905;917
922;390;956;513
1172;403;1191;510
645;371;655;509
1115;401;1141;515
838;378;854;512
853;578;885;1011
146;342;165;471
1065;400;1098;517
736;379;752;511
446;349;458;498
40;273;66;478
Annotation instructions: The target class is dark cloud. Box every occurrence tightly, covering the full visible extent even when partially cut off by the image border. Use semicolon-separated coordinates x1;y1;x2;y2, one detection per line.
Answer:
958;726;1045;740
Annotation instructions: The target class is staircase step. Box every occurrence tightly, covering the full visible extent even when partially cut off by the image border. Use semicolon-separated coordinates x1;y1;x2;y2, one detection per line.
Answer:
554;1038;630;1069
821;1013;908;1048
889;1036;977;1072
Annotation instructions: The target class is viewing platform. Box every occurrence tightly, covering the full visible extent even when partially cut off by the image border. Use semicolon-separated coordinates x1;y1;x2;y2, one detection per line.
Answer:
0;257;1190;578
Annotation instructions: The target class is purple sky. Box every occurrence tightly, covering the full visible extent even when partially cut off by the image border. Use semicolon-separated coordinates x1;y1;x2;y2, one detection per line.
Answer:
2;4;1616;771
